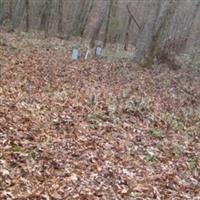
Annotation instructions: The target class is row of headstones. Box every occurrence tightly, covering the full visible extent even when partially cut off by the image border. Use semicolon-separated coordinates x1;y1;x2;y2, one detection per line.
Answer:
71;46;102;61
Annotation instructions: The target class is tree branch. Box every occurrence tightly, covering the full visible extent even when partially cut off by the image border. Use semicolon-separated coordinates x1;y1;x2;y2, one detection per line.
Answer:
126;5;141;30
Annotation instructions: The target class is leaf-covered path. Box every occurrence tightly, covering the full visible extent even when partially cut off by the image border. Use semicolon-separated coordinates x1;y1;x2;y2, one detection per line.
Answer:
0;33;200;199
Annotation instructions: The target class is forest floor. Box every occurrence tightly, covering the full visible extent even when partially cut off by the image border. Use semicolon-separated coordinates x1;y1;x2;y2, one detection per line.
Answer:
0;31;200;200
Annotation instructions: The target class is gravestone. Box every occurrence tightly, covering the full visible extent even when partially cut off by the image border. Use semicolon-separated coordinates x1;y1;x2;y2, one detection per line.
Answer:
71;47;79;61
95;46;102;58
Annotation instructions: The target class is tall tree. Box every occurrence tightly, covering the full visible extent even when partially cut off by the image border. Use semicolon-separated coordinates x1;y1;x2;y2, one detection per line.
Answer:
79;0;94;37
124;3;141;51
57;0;63;36
25;0;29;32
184;0;200;49
103;0;114;48
40;0;53;38
72;0;94;37
0;0;13;23
134;0;180;67
90;0;108;48
124;15;132;51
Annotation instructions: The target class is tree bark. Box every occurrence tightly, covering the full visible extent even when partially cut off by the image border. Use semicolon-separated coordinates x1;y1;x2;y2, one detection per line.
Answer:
184;1;200;49
90;1;108;48
135;0;180;67
124;15;132;51
80;0;94;37
40;0;53;38
57;0;63;36
0;0;13;23
25;0;29;32
103;0;113;48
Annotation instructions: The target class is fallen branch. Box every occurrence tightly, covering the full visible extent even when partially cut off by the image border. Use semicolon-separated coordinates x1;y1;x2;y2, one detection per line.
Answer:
126;5;141;30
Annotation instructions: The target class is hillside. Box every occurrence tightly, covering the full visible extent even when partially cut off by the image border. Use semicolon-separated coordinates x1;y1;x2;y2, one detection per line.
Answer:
0;31;200;199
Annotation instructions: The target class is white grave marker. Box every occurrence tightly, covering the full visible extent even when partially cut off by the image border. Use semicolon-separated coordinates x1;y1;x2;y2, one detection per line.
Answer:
71;47;79;61
95;46;102;58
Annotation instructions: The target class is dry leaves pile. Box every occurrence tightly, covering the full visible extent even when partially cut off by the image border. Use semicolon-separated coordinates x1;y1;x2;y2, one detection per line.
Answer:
0;31;200;200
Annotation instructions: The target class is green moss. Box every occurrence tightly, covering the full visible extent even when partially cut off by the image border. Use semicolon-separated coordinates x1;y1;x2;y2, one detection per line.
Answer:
147;128;163;139
187;157;198;171
144;151;154;162
11;144;22;152
170;143;183;158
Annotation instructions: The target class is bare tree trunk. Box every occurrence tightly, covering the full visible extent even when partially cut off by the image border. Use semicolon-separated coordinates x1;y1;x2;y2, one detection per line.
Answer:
12;0;26;29
72;0;94;37
80;0;94;37
25;0;29;32
184;1;200;49
135;0;180;67
103;0;113;48
7;0;13;20
57;0;63;36
134;0;161;65
0;0;13;23
124;15;132;51
90;1;108;48
73;0;86;36
40;0;53;38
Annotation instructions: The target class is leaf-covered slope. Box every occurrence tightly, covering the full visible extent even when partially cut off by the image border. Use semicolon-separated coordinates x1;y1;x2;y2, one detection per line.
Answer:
0;35;200;200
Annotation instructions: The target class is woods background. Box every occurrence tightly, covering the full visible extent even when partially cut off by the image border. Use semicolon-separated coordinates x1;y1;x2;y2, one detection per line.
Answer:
0;0;200;66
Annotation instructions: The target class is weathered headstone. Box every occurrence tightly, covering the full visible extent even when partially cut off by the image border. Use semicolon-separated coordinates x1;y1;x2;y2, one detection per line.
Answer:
71;47;79;61
95;46;102;58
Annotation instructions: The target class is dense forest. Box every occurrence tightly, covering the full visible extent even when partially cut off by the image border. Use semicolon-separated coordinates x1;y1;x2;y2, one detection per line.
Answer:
0;1;200;199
